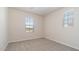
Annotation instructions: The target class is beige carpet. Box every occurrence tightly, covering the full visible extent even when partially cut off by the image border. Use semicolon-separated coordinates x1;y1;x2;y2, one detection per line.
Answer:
5;38;78;51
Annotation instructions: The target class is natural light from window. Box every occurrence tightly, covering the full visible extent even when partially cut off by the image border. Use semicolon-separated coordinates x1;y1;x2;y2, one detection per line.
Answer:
64;8;74;27
25;16;34;32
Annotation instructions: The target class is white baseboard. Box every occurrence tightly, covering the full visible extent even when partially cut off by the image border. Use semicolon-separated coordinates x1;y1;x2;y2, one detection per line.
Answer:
8;37;44;43
7;36;79;50
45;37;79;50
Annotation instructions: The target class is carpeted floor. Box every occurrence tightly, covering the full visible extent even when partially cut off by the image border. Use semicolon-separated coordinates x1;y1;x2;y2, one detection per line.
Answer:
5;38;78;51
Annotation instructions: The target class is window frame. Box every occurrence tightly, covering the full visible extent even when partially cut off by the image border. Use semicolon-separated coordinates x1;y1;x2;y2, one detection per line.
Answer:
25;16;34;32
63;8;74;27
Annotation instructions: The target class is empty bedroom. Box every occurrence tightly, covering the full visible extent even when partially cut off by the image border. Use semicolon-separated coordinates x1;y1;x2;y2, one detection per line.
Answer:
0;7;79;51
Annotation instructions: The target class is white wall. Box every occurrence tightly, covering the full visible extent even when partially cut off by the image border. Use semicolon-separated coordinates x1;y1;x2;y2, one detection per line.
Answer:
44;8;79;50
8;7;79;50
8;8;44;43
0;7;8;50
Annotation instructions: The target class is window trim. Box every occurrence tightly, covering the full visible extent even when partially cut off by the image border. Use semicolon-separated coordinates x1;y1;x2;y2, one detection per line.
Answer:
25;16;34;32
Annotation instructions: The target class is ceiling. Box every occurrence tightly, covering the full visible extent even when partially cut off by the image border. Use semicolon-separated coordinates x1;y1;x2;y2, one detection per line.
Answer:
13;7;61;16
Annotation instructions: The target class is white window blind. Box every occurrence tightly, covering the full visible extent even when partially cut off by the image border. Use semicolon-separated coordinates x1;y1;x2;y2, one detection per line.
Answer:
25;16;34;32
64;8;74;27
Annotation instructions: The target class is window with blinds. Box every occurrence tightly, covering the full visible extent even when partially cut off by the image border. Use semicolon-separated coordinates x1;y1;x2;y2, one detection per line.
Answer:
64;8;74;27
25;16;34;32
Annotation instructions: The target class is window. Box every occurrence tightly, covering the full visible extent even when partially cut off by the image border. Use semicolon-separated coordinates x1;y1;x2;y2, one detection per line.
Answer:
64;8;74;27
25;16;34;32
